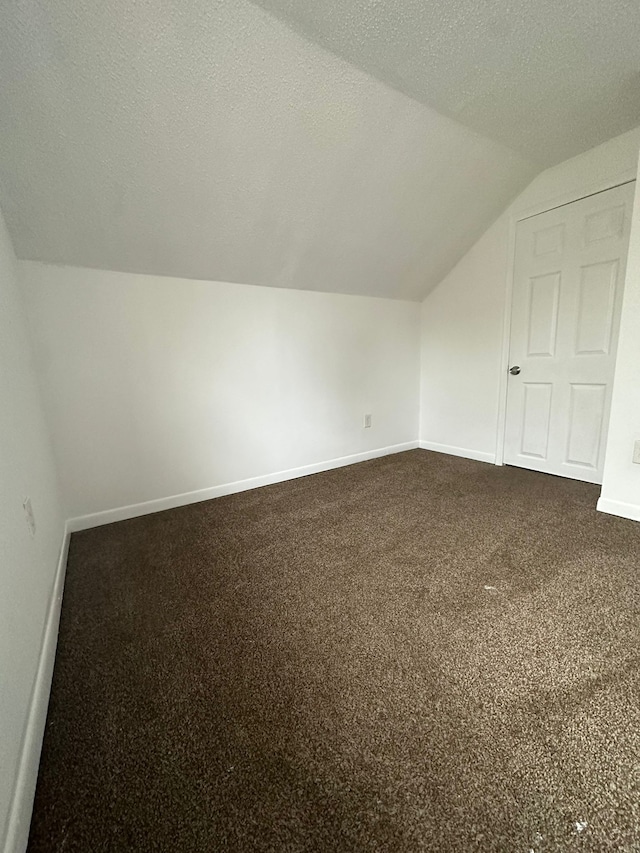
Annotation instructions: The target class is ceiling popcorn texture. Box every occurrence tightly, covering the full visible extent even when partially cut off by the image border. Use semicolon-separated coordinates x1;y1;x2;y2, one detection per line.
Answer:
254;0;640;167
2;0;637;299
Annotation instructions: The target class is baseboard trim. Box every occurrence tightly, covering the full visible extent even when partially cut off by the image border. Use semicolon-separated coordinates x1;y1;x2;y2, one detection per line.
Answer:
596;497;640;523
67;441;420;532
2;525;70;853
418;440;496;465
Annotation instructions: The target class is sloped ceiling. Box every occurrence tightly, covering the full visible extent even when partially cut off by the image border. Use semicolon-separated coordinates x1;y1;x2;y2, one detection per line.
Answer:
254;0;640;168
0;1;636;300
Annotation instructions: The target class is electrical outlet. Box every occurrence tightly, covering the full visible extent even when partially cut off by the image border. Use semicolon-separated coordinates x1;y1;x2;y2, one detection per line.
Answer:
23;497;36;537
364;413;372;429
633;440;640;465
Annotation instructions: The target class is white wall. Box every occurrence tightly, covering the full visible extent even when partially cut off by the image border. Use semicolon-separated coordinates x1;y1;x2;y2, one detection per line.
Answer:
0;210;65;850
21;264;420;523
599;156;640;521
419;126;640;463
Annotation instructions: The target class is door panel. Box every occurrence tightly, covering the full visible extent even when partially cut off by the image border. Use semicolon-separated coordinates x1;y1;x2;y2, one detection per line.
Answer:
504;182;635;484
584;204;625;244
534;223;565;256
565;383;606;469
521;383;553;458
527;273;560;356
574;261;618;355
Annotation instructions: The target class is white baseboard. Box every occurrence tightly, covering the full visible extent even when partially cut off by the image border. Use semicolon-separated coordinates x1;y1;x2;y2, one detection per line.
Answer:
596;497;640;523
3;526;70;853
418;440;496;465
67;441;420;532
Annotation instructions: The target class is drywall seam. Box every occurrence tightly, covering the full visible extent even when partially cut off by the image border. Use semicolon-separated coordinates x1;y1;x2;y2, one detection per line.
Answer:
418;440;495;465
2;525;70;853
67;441;419;532
596;497;640;523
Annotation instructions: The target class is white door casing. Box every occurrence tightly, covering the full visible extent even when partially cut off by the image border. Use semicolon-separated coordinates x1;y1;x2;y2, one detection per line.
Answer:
504;182;635;484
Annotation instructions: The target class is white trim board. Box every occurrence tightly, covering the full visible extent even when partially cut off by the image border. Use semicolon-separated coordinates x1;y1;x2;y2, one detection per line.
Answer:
419;440;495;465
514;174;637;224
67;441;420;532
596;497;640;523
2;526;70;853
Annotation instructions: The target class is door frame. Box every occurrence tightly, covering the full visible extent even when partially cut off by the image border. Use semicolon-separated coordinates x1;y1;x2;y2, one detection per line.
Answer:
494;172;637;467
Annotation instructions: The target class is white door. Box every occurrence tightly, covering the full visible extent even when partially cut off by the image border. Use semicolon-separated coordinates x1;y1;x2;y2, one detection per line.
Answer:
504;182;635;484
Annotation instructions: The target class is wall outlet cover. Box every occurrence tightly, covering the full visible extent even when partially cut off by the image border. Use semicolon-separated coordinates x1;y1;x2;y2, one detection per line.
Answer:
633;440;640;464
364;414;372;428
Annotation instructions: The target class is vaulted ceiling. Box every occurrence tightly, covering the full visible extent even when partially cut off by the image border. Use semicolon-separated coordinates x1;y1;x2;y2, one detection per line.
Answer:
0;0;638;300
254;0;640;168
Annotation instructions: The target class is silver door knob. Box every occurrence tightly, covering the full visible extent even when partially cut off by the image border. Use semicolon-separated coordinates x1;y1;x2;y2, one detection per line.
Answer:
509;365;521;375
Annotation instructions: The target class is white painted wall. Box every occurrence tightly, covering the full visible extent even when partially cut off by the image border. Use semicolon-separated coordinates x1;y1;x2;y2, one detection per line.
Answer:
419;215;509;463
598;156;640;521
0;209;65;850
21;264;420;523
419;126;640;463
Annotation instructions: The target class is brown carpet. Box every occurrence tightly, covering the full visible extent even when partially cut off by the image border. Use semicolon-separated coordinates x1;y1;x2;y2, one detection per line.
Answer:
28;450;640;852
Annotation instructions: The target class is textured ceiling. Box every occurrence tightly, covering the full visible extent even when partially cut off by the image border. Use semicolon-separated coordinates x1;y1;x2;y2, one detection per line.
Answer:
0;0;538;299
254;0;640;167
0;2;534;299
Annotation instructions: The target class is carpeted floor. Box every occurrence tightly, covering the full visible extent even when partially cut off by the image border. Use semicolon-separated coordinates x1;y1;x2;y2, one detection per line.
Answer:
28;450;640;852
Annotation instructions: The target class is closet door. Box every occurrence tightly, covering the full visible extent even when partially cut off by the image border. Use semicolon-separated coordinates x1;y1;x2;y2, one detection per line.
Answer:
504;182;635;484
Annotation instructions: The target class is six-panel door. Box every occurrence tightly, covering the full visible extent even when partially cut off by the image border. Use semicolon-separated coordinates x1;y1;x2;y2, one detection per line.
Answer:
504;182;635;484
